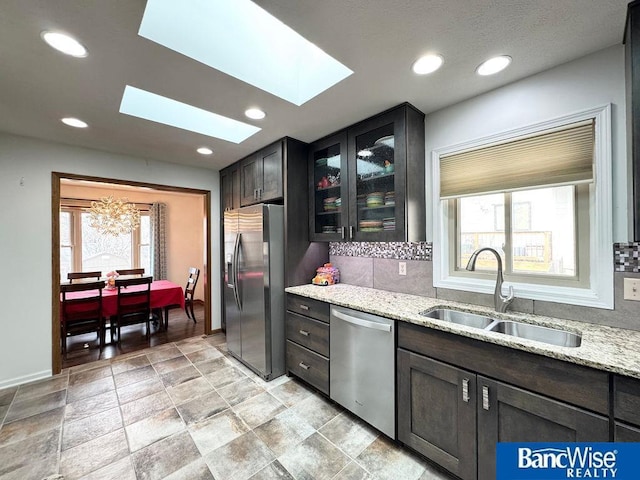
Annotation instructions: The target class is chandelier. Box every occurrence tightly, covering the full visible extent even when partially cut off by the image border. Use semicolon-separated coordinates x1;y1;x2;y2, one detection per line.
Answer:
89;196;141;236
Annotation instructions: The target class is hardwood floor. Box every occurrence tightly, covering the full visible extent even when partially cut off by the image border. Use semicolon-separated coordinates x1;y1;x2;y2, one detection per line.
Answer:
61;303;207;369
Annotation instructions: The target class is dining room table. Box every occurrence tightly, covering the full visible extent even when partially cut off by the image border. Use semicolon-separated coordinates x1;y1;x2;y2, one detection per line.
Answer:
60;278;185;332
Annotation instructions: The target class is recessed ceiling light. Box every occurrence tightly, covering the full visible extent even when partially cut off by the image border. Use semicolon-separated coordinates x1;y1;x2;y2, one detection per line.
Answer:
138;0;353;105
197;147;213;155
412;54;444;75
245;108;266;120
41;31;87;57
119;85;260;144
61;117;88;128
476;55;512;76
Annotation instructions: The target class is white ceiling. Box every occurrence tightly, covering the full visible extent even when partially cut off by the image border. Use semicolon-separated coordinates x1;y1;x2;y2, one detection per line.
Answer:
0;0;630;171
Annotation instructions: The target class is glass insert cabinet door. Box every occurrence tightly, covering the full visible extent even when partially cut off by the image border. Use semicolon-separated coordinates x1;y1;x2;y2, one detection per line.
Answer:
353;122;397;238
310;133;348;240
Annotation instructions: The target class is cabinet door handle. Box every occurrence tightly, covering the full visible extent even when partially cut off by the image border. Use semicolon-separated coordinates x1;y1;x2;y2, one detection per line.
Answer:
257;188;262;199
299;362;310;370
349;225;354;239
299;304;310;311
340;226;346;240
462;378;470;403
482;385;490;410
299;329;310;336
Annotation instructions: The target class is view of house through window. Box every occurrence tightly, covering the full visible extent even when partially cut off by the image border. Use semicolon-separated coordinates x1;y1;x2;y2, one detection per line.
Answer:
60;208;150;282
457;185;577;278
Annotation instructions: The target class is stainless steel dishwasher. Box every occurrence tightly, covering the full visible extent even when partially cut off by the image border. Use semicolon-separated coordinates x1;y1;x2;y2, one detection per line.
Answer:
330;305;395;439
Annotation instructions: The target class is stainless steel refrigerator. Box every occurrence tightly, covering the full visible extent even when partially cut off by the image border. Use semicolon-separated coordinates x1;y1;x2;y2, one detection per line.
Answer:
224;204;285;380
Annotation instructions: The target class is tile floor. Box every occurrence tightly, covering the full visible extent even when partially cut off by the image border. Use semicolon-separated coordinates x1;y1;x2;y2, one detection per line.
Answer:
0;334;454;480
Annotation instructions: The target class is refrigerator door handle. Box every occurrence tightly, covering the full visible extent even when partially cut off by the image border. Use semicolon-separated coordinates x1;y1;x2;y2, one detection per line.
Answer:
233;233;242;310
226;258;234;288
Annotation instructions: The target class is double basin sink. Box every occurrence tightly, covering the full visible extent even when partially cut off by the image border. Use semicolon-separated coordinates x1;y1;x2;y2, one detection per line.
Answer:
419;309;581;348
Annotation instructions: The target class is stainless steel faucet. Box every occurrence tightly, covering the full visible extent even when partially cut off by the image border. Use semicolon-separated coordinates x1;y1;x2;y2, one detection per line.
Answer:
465;247;514;313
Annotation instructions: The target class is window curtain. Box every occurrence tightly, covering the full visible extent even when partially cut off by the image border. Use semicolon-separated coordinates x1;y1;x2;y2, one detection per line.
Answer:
439;119;594;199
150;203;167;280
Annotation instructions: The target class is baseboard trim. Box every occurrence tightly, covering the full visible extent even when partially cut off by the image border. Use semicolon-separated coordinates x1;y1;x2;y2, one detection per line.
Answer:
207;328;223;335
0;369;53;389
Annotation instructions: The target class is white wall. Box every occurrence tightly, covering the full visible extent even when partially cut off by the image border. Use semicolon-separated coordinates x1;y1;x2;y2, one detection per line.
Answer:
425;45;627;241
0;133;221;388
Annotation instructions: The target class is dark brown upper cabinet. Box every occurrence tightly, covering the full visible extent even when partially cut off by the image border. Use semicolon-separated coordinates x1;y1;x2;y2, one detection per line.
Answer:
220;163;240;212
240;140;283;206
309;103;425;242
626;1;640;239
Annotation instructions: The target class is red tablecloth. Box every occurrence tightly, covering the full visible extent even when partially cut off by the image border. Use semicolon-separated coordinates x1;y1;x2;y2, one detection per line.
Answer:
62;280;184;317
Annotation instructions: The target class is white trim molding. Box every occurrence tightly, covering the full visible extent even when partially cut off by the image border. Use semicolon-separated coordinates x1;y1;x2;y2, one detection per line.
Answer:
432;104;614;309
0;369;53;390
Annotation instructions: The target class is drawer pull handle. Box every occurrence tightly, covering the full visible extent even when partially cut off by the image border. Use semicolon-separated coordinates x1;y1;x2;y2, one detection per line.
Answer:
462;378;469;403
482;385;490;410
299;304;310;311
299;362;310;370
299;330;310;336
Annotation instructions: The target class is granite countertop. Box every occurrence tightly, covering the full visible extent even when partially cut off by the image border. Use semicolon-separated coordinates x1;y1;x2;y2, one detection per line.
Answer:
285;283;640;379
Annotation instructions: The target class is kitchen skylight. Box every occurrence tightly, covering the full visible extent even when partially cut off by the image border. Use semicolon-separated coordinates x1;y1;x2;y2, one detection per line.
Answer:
138;0;353;106
119;86;260;143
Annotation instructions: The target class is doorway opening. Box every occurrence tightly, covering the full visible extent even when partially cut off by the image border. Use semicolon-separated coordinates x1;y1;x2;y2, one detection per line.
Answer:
52;172;212;373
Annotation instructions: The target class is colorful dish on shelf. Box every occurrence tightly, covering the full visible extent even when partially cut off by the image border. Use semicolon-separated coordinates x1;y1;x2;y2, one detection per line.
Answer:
366;192;384;207
323;197;339;211
384;191;395;206
374;135;394;148
359;220;383;232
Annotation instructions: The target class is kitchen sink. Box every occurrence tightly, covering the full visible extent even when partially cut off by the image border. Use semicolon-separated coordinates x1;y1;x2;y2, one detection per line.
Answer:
486;320;582;347
419;308;582;348
419;309;494;329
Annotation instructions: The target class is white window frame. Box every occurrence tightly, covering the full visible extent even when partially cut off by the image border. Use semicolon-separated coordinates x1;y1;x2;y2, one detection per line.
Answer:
432;104;613;309
60;206;150;276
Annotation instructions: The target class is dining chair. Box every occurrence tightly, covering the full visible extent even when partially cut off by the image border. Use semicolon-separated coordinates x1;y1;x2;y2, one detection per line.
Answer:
60;280;105;359
116;268;145;277
113;276;155;346
67;271;102;283
184;267;200;322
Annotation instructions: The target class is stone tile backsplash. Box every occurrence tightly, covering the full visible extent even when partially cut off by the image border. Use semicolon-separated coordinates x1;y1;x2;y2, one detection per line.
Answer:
328;242;432;260
614;242;640;272
328;241;640;331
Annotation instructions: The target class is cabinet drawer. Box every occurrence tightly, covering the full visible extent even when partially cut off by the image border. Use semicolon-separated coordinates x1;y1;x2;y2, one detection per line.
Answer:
286;312;329;357
286;340;329;395
286;294;330;323
615;375;640;426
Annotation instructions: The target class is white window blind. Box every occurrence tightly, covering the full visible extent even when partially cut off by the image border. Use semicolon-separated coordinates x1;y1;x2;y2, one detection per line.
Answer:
439;119;594;199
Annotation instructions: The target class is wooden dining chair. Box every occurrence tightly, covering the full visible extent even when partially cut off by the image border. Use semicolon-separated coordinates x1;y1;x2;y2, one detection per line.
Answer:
184;267;200;322
113;276;155;346
116;268;145;277
60;280;105;359
67;271;102;283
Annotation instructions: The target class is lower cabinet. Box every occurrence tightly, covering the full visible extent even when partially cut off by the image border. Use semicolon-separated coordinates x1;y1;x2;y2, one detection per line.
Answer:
397;323;611;480
397;350;477;479
285;294;330;395
614;374;640;441
476;376;609;480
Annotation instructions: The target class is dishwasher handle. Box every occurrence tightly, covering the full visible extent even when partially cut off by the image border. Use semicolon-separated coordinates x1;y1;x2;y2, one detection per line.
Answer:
332;309;392;332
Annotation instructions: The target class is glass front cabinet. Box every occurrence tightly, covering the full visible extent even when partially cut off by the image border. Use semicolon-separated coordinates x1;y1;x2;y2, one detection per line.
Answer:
309;103;425;242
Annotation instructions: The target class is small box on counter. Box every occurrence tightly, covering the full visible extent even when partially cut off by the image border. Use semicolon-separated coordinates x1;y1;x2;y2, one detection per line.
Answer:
311;263;340;286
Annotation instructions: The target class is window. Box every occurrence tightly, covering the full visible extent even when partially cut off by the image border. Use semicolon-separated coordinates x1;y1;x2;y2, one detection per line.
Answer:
59;203;150;281
60;210;73;281
452;185;587;287
433;105;613;309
